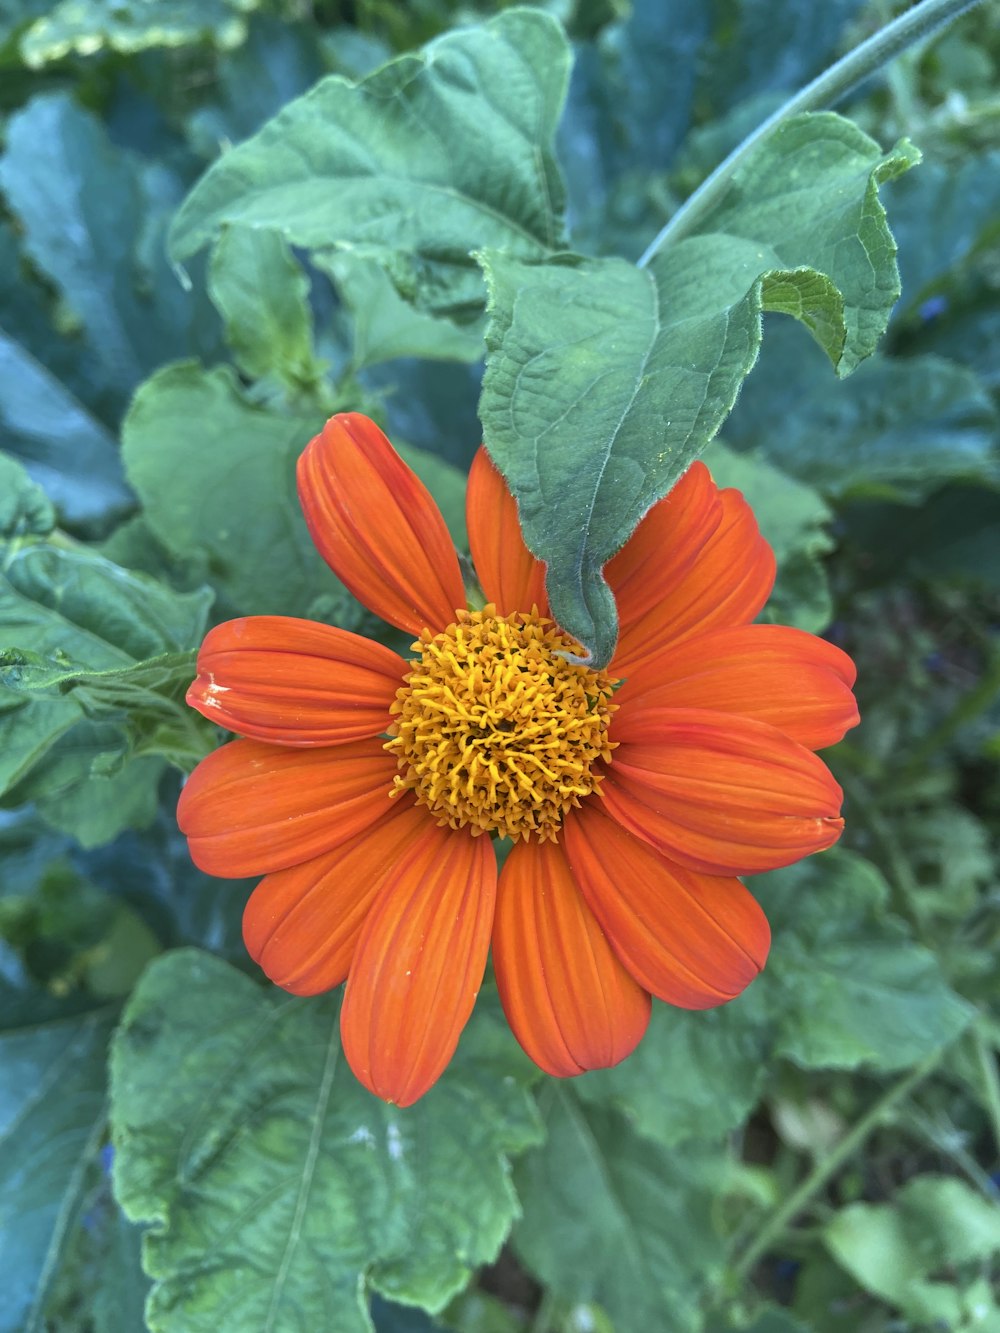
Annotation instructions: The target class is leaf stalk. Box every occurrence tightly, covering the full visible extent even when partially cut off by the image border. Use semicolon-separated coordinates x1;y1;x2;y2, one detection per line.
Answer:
638;0;987;266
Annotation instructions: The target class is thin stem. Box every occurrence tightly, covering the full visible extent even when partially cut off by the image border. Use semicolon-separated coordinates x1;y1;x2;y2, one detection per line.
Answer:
731;1049;945;1282
638;0;986;266
972;1023;1000;1167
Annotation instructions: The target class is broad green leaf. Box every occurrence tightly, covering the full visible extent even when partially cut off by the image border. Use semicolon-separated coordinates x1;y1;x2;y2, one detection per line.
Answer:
480;116;915;661
122;360;467;620
0;454;55;540
697;0;867;112
0;1007;115;1333
754;851;973;1070
322;253;483;369
121;362;349;621
20;0;259;66
575;991;770;1148
110;949;542;1332
726;325;999;502
513;1086;725;1333
0;545;211;813
208;227;325;390
703;115;919;374
0;94;218;410
78;798;252;968
185;14;329;162
30;745;168;849
886;149;1000;317
708;444;834;632
42;1168;150;1333
844;484;1000;589
824;1175;1000;1325
169;10;570;319
0;332;132;528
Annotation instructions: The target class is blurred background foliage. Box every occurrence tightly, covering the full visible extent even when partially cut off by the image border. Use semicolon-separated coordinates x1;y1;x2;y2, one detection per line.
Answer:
1;1;999;1331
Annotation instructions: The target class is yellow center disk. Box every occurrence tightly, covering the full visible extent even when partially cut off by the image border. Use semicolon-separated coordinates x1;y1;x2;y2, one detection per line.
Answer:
386;607;619;841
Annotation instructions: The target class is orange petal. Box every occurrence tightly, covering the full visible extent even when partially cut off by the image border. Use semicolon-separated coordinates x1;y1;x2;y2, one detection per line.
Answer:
614;625;859;752
610;476;776;682
340;823;497;1106
492;838;650;1076
564;804;770;1009
243;798;427;996
297;413;466;635
187;616;406;746
177;737;396;878
601;707;844;876
466;447;548;616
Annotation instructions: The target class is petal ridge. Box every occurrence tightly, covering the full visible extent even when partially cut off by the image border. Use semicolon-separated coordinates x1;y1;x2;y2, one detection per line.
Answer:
187;615;406;746
297;413;466;634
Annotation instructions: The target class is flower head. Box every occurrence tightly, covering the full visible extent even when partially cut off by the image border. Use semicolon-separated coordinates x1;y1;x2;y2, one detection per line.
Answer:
179;413;859;1105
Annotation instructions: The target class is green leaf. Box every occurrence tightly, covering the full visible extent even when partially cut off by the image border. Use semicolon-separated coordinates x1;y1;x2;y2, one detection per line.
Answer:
20;0;260;66
322;253;483;370
122;362;353;621
824;1175;1000;1325
169;10;570;320
575;991;770;1148
0;93;217;409
0;332;132;528
754;851;973;1071
886;149;1000;316
0;545;211;814
703;115;919;374
0;453;56;540
707;444;834;632
42;1168;150;1333
726;326;999;502
697;0;867;113
480;116;915;661
110;950;542;1331
0;1007;115;1333
208;227;325;390
513;1086;725;1333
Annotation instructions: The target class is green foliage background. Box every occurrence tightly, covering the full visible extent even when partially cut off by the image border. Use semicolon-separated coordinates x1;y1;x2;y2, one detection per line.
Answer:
1;1;999;1331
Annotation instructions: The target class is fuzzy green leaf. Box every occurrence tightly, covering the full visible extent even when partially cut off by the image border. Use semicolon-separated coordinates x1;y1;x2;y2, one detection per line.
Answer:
322;253;484;370
0;454;56;541
0;1008;114;1333
0;545;211;817
755;851;973;1070
480;116;916;661
0;334;131;529
824;1175;1000;1325
575;990;770;1148
513;1086;725;1333
110;950;542;1332
726;326;999;502
121;363;348;622
169;10;570;320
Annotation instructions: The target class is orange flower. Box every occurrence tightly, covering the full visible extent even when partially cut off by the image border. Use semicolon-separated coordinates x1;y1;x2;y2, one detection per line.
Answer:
178;414;859;1106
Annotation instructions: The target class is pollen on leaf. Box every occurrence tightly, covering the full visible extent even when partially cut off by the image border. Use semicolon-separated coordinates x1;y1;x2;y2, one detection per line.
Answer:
385;606;619;841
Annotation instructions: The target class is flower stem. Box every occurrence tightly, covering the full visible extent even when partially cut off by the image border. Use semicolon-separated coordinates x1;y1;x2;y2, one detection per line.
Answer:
637;0;987;266
730;1049;946;1282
